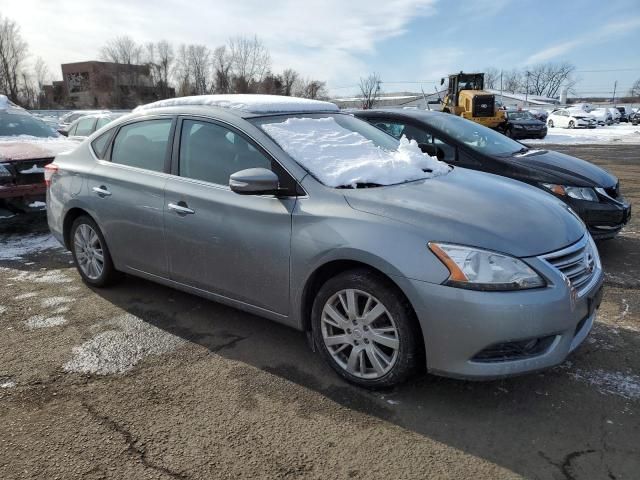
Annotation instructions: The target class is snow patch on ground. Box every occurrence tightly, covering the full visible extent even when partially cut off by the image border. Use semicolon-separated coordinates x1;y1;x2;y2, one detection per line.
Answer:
28;200;46;208
25;314;67;329
527;124;640;145
40;296;74;308
0;305;6;315
262;117;449;187
15;292;37;300
0;233;63;260
7;268;73;284
63;314;184;375
569;368;640;400
135;94;339;114
0;380;15;388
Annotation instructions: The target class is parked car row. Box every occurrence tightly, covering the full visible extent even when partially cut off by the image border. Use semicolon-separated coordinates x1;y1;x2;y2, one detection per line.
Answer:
43;94;628;388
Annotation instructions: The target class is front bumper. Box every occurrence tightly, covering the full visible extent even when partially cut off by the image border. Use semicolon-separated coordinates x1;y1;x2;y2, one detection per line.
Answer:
571;198;631;240
511;127;547;139
396;249;604;380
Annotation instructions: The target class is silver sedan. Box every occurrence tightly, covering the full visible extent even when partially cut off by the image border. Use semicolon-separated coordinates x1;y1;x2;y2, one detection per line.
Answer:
46;95;603;388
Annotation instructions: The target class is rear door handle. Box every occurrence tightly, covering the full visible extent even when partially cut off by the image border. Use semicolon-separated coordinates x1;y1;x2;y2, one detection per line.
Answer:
168;202;195;215
92;186;112;197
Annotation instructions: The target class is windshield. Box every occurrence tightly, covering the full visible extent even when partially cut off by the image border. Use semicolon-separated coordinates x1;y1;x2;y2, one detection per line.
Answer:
425;114;523;156
508;111;533;120
0;110;59;138
252;113;449;188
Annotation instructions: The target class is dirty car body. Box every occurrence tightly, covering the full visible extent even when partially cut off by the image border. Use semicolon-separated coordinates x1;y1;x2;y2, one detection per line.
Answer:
0;96;76;213
355;109;631;240
48;95;603;385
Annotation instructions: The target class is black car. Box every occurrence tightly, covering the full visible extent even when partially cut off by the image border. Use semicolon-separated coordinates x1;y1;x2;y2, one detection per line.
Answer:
630;111;639;126
354;109;631;239
502;110;547;139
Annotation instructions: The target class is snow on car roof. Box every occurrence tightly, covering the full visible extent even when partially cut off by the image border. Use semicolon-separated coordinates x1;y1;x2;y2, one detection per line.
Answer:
133;94;339;115
261;116;450;188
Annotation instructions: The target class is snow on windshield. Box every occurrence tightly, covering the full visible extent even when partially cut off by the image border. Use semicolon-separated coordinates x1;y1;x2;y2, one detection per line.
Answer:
262;117;450;188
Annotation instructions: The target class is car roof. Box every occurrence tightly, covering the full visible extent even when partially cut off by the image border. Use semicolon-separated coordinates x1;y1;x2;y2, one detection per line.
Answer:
133;94;339;119
352;108;452;122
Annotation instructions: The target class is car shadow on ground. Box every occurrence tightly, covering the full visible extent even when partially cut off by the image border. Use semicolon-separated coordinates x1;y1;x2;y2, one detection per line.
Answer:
87;267;639;480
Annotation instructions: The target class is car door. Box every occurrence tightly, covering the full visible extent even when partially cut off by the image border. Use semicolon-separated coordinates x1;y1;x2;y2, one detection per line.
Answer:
163;117;296;315
86;117;175;278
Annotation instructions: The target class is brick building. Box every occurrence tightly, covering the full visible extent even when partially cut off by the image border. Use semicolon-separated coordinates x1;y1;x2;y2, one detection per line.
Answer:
42;61;174;109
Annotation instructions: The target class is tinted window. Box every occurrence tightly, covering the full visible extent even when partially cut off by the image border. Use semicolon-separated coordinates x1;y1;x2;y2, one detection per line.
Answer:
0;111;58;138
75;117;95;136
179;120;271;185
111;119;172;172
433;137;456;162
91;130;114;159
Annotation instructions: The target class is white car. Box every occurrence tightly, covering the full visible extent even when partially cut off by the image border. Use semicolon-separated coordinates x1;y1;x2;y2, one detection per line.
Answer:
547;109;597;129
607;108;621;123
589;108;613;126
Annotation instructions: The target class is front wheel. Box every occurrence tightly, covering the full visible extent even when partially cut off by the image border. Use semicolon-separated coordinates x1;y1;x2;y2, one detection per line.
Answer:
70;215;120;287
568;120;575;129
547;120;554;128
312;269;421;388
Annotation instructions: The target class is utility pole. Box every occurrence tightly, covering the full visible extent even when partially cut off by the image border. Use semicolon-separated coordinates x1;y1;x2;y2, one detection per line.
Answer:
500;70;503;108
525;71;530;107
612;80;617;105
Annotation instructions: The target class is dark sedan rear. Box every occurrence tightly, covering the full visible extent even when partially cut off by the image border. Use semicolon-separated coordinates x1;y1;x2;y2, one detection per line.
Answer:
354;109;631;239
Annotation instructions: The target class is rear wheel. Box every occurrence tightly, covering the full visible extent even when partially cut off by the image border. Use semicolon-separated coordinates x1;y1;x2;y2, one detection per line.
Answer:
568;120;575;129
312;269;421;388
70;215;120;287
547;119;554;128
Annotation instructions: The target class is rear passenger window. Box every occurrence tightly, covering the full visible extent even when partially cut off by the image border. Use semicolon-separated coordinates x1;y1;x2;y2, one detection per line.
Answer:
179;120;271;185
111;119;172;172
75;117;95;136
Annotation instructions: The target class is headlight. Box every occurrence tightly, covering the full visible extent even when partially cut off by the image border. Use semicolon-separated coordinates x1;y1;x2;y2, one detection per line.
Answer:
541;184;599;202
514;124;524;129
429;243;546;291
0;163;12;177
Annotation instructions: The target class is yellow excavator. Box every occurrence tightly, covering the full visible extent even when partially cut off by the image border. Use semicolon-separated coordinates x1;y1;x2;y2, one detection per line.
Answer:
440;72;506;129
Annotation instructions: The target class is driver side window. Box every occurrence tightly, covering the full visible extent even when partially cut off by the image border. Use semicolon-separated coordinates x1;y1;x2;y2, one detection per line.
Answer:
433;137;456;162
179;119;272;186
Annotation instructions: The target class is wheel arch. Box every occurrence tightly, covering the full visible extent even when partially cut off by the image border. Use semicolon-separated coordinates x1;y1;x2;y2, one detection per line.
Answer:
62;207;94;249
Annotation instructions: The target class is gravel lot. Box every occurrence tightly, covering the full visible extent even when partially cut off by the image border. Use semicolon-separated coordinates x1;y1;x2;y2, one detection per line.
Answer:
1;144;639;480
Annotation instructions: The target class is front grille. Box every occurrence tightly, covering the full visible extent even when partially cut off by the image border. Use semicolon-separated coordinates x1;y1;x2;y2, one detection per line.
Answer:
472;335;556;363
12;158;52;186
472;95;495;117
540;236;598;295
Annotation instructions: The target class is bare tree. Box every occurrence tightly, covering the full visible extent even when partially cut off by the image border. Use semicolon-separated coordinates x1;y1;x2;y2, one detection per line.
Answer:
173;44;211;95
100;35;143;64
212;46;232;93
294;78;328;99
144;40;174;99
525;62;576;98
484;67;499;90
630;78;640;97
502;69;522;93
228;35;271;92
0;14;29;104
281;68;298;96
358;73;381;109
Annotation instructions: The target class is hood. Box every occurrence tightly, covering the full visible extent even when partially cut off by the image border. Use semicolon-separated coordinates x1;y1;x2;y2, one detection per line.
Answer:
0;137;76;162
343;168;584;258
509;149;617;188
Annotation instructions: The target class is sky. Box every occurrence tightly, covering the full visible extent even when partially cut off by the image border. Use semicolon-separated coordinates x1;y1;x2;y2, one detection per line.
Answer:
2;0;639;97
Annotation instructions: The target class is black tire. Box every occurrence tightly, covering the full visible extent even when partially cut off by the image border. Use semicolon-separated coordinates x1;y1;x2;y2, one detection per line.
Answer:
568;120;575;129
311;268;422;388
505;127;513;138
70;215;121;287
547;120;554;128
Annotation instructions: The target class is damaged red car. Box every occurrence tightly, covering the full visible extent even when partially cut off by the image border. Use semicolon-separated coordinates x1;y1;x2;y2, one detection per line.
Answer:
0;95;75;215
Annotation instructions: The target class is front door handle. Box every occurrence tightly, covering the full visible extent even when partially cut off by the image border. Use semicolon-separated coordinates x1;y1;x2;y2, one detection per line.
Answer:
168;202;195;215
92;186;112;197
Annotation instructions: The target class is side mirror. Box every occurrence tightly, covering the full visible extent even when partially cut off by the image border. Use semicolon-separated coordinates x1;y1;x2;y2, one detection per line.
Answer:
229;168;279;195
58;129;68;137
418;143;444;160
440;78;445;86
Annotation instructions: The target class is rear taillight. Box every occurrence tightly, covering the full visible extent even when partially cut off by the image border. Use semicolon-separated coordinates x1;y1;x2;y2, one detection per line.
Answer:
44;163;59;187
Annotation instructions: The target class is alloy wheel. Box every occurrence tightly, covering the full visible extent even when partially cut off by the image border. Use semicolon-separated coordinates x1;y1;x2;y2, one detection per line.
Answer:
74;224;105;280
320;289;399;379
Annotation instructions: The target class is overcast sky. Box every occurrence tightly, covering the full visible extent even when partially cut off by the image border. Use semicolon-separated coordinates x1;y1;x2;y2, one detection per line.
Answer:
2;0;639;97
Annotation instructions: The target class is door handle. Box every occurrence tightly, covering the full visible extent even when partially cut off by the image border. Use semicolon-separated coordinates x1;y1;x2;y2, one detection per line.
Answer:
92;186;112;197
168;202;195;215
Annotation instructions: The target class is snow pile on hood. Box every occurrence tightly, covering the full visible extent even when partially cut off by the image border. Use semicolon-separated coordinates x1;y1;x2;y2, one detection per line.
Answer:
134;94;339;114
0;136;76;160
262;116;450;187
